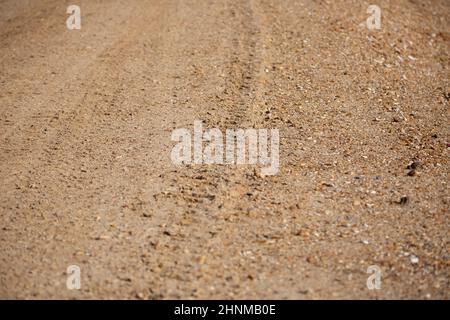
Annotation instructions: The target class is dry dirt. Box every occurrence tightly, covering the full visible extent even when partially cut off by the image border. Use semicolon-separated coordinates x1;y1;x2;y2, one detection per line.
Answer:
0;0;449;299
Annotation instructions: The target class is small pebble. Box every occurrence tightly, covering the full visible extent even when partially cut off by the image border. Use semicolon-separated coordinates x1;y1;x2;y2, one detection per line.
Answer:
410;255;419;264
399;196;409;205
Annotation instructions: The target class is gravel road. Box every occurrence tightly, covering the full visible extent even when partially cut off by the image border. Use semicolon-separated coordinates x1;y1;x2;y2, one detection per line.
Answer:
0;0;448;299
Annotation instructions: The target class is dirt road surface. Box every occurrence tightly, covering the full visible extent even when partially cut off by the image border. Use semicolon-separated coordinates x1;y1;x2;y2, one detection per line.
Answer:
0;0;449;299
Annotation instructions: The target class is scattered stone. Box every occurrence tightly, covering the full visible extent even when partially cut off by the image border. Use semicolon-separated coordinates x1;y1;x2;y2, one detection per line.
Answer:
94;235;110;240
410;255;419;264
406;161;419;176
135;292;145;300
407;161;419;170
407;169;416;176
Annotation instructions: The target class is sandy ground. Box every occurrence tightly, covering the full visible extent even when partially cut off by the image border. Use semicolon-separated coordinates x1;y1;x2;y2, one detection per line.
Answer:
0;0;449;299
